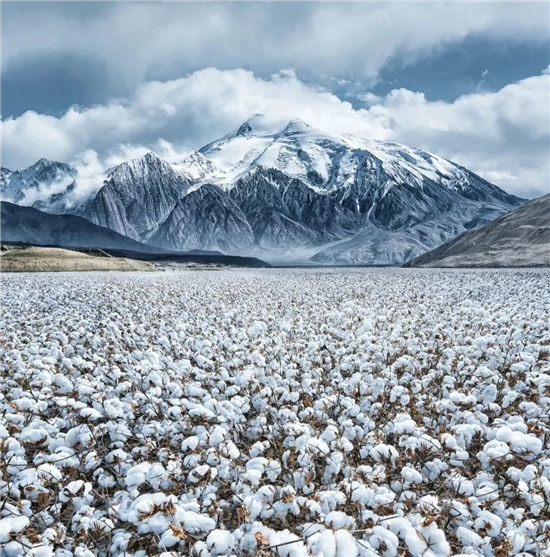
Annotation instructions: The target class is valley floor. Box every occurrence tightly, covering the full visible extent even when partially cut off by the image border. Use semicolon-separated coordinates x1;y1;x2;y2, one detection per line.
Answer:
0;269;549;556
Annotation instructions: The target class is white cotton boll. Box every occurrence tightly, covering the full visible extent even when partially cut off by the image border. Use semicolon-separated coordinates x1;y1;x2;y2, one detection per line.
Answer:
267;530;308;557
340;437;354;452
37;463;62;482
30;546;54;556
322;425;339;443
206;529;235;555
74;549;95;557
394;414;416;434
80;407;103;420
417;523;450;556
65;424;94;449
401;466;422;485
369;526;399;556
509;431;543;458
66;480;85;494
481;384;497;404
19;426;49;443
308;438;330;456
325;511;354;529
390;386;410;405
245;468;263;486
125;462;150;487
474;510;502;537
247;323;266;338
104;398;125;419
181;511;216;534
371;444;399;464
528;494;545;516
334;529;358;557
480;440;510;462
209;426;227;446
182;436;200;451
250;351;266;367
419;495;440;512
311;529;336;557
0;516;30;543
250;441;266;457
456;527;483;547
405;530;428;556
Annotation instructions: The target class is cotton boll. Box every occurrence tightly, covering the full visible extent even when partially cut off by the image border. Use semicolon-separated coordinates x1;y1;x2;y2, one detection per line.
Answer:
334;529;358;557
206;529;235;555
311;529;336;557
0;516;30;543
369;526;399;556
325;511;354;529
456;527;483;547
474;510;502;537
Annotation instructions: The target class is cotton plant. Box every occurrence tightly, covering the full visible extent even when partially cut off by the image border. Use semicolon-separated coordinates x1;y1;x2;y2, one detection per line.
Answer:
0;268;549;556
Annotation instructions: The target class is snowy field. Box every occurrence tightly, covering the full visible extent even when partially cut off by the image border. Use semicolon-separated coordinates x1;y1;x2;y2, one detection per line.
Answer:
1;268;549;557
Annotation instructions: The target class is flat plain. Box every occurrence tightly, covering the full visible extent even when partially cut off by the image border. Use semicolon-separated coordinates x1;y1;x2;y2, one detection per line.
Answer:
1;269;549;556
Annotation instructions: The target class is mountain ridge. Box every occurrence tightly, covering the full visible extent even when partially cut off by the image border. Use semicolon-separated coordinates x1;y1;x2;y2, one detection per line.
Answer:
403;194;550;268
0;201;162;252
1;119;526;265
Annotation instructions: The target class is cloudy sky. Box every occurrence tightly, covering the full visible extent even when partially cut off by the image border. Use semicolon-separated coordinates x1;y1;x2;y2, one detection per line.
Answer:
2;1;549;198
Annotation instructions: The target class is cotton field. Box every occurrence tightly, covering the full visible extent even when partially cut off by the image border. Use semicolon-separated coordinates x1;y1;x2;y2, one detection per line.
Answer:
1;268;549;557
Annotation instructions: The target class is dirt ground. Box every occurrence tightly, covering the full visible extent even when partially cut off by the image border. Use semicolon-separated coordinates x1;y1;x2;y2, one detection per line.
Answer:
0;246;156;272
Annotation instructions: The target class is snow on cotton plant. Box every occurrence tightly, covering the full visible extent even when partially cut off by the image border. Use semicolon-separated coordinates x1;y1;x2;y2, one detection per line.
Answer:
0;268;549;556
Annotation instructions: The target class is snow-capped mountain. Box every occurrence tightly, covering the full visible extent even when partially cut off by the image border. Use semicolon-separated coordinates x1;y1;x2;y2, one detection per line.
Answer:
201;116;517;208
4;118;525;264
173;151;218;182
0;158;77;213
77;152;192;241
195;117;522;261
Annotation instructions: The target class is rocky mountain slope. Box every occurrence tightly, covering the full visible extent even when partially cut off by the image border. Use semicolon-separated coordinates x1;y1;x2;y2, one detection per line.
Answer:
1;202;161;252
404;194;550;267
76;152;192;241
1;118;525;264
149;184;254;252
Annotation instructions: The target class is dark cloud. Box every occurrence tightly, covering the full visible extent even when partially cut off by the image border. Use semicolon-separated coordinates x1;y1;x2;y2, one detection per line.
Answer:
3;2;549;116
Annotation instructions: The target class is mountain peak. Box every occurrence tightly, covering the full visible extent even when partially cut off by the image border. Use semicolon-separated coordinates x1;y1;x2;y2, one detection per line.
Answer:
229;114;266;137
35;157;53;167
184;151;211;165
236;121;253;137
143;151;166;164
284;118;311;131
174;151;217;182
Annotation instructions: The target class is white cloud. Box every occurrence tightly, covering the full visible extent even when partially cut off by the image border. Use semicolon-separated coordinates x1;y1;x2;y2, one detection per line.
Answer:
367;72;550;196
2;67;549;198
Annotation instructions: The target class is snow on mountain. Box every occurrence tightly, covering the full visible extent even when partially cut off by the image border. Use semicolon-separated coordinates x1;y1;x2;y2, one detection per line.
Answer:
78;152;193;241
0;158;77;213
173;151;218;182
199;116;515;206
1;167;13;189
310;201;510;266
